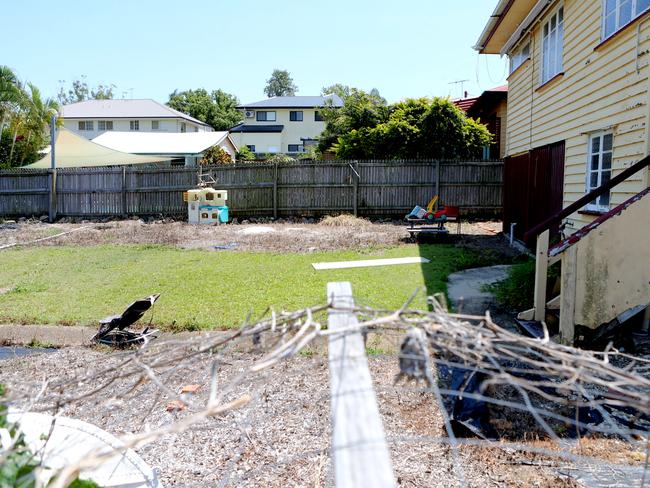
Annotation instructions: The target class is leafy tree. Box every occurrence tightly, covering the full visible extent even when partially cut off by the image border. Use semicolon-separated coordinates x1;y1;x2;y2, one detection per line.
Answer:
0;66;58;168
200;145;233;165
236;145;256;161
167;88;241;131
264;69;297;97
317;88;389;154
57;77;115;104
321;84;351;100
332;97;492;160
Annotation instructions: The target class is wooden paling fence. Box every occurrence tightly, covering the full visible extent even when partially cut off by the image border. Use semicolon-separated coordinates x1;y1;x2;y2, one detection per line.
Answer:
0;160;503;220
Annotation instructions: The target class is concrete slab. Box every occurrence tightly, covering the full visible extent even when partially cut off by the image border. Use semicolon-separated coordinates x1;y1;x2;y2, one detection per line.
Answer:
0;324;95;347
312;256;429;270
447;265;512;316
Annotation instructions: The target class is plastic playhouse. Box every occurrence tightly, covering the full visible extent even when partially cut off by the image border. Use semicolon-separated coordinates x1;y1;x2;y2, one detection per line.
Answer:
183;187;229;225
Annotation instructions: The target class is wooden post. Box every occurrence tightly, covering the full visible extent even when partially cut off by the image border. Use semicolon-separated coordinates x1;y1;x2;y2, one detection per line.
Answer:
533;230;550;322
435;161;440;210
353;161;359;217
273;162;278;219
121;166;128;217
327;282;396;488
48;169;57;222
559;245;578;345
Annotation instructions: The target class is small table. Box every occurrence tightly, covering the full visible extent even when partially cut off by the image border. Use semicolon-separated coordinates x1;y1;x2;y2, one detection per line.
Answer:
406;216;461;239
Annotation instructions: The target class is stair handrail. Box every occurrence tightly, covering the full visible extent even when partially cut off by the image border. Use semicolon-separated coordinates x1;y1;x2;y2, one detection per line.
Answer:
523;154;650;242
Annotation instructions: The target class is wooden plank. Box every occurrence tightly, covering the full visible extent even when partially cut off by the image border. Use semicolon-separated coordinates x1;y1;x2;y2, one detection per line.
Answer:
327;282;396;488
48;169;57;222
273;162;278;219
533;230;550;322
559;246;578;345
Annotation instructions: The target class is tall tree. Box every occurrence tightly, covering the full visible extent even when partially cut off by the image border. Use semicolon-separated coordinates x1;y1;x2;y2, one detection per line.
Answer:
321;84;351;100
317;88;389;153
57;77;115;105
167;88;241;131
333;97;492;160
264;69;297;97
0;67;58;168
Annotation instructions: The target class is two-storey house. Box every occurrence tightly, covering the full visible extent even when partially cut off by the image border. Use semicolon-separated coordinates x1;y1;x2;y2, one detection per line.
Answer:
61;99;213;139
476;0;650;344
228;95;344;155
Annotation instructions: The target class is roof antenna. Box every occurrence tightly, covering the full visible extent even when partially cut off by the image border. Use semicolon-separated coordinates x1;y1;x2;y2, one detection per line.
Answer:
449;79;470;98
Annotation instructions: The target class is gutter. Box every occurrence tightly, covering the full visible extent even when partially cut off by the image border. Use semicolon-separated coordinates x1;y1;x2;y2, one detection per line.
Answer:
500;0;552;55
474;0;516;52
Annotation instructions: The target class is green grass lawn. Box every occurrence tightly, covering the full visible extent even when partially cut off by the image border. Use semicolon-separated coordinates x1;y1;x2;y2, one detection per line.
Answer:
0;244;486;330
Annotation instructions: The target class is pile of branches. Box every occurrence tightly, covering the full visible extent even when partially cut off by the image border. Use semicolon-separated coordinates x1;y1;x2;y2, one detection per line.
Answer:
3;297;649;486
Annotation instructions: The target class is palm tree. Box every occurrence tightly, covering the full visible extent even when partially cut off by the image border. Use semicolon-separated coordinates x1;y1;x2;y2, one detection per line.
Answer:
0;66;25;148
15;83;58;165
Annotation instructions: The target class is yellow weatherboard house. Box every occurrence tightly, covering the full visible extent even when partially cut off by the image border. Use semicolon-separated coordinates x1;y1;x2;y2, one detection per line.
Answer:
476;0;650;232
229;95;344;156
476;0;650;345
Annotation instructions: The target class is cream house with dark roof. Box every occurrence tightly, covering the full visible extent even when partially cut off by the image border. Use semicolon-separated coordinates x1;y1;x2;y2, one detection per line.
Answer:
229;95;343;155
61;99;213;139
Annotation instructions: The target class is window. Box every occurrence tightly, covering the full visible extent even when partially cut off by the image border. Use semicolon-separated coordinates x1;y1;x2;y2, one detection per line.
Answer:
194;126;199;132
246;145;256;152
180;122;186;133
603;0;650;39
586;132;613;211
509;42;530;74
314;111;324;122
78;121;94;131
130;120;139;131
288;144;303;152
541;7;564;83
98;121;113;131
151;120;160;130
256;111;276;121
290;111;303;121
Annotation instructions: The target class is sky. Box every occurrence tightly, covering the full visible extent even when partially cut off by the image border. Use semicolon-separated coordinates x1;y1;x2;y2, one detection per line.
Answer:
2;0;507;105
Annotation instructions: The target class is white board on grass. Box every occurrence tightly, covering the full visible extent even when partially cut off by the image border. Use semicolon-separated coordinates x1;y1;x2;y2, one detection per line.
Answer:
312;256;429;270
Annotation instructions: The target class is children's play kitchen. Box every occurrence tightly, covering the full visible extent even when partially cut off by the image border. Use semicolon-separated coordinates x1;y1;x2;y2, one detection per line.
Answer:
184;187;229;224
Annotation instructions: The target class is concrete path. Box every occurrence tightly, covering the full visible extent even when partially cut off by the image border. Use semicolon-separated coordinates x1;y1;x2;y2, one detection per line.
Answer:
447;265;512;316
0;324;95;347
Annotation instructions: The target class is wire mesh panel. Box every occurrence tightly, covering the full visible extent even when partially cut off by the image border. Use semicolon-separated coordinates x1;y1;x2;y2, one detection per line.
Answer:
2;287;648;487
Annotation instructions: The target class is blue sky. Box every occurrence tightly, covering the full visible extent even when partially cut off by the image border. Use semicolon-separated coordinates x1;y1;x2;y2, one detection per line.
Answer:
3;0;507;105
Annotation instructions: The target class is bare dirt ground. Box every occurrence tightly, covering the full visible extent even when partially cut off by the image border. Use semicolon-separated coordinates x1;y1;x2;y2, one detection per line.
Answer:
0;347;594;488
0;217;518;256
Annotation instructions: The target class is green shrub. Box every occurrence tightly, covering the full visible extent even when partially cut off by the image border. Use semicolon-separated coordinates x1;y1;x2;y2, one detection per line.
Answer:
489;260;560;311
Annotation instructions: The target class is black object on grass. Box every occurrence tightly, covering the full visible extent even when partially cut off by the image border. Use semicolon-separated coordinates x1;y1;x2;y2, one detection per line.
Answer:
93;294;160;347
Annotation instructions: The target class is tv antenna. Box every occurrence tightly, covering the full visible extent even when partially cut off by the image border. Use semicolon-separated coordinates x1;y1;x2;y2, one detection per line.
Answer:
449;79;470;98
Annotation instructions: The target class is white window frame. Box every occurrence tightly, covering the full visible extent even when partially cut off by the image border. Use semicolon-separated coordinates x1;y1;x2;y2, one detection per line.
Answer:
98;120;113;131
509;41;531;74
256;111;276;122
541;6;564;84
151;120;160;130
602;0;650;39
78;120;94;131
180;122;186;133
585;131;613;211
130;120;139;131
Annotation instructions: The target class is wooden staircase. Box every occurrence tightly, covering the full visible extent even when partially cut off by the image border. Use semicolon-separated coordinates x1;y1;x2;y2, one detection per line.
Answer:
518;157;650;345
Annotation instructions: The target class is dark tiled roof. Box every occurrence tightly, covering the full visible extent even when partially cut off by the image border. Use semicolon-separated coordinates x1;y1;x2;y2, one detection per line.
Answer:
229;124;284;133
237;95;343;109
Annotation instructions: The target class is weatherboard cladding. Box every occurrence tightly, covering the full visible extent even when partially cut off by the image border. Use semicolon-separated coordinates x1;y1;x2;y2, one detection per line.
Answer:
237;95;344;109
60;99;210;127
